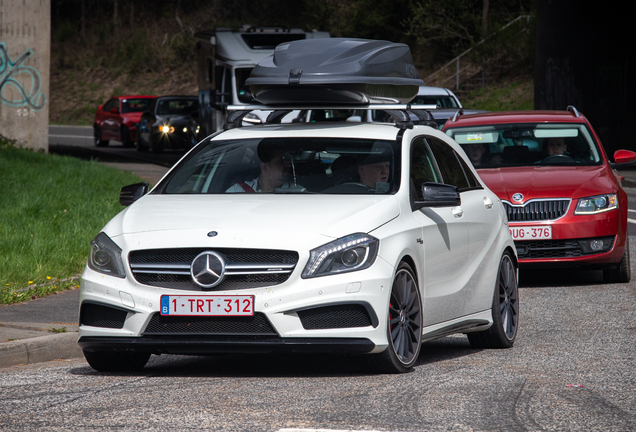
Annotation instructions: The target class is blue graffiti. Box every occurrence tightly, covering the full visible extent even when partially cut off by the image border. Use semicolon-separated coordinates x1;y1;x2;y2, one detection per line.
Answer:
0;42;47;111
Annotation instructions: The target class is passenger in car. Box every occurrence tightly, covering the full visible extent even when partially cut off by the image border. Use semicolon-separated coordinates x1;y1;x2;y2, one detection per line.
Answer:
226;143;295;193
462;143;502;167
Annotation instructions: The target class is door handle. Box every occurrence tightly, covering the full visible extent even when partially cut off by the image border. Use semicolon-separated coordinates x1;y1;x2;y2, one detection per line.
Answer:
452;206;463;218
483;197;493;209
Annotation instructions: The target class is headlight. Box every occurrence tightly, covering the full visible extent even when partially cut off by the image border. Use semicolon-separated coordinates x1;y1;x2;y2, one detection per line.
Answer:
160;125;174;133
88;232;126;278
575;194;617;214
302;233;379;279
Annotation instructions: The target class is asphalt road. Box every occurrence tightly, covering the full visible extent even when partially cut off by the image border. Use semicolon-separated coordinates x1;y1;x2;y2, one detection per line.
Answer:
0;127;634;431
1;260;635;431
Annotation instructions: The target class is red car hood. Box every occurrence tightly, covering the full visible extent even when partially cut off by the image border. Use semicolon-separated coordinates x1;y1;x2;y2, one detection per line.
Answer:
123;112;144;123
477;165;618;202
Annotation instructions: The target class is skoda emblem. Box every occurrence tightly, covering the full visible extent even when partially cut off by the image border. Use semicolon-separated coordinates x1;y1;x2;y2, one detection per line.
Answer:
191;251;225;288
512;193;524;203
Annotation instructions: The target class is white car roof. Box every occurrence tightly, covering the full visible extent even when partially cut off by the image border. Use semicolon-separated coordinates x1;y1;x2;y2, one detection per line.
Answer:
212;121;431;141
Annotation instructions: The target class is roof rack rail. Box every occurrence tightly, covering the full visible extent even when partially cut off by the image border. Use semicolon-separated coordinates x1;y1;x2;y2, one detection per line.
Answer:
224;104;438;130
567;105;580;117
450;108;465;123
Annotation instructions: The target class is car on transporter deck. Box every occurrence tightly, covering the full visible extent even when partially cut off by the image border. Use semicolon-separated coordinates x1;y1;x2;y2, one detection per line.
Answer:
78;38;519;374
443;107;636;282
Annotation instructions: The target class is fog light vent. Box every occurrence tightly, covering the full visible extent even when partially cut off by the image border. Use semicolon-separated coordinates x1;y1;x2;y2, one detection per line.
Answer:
80;303;127;329
297;304;374;330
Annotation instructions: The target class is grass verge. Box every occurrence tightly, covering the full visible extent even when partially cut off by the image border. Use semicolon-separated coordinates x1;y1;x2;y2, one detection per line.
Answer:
0;138;144;304
462;77;534;111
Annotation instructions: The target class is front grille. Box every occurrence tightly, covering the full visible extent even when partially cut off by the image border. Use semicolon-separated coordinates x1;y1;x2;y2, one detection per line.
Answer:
142;313;278;335
297;304;373;330
80;303;127;329
515;236;614;259
129;248;298;291
504;199;570;222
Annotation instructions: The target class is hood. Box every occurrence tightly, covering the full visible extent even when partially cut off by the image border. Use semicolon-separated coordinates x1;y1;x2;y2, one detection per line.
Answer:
123;112;144;122
477;165;617;202
103;194;400;250
156;114;192;124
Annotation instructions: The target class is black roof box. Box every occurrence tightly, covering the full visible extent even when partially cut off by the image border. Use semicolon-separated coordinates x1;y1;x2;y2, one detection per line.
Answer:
246;38;424;105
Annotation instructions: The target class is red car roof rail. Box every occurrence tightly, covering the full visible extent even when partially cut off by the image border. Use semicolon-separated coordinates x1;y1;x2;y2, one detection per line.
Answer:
450;108;465;123
567;105;581;117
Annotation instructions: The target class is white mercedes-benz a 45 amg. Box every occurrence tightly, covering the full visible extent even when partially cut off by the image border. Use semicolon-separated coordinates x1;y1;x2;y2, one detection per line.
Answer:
78;38;518;373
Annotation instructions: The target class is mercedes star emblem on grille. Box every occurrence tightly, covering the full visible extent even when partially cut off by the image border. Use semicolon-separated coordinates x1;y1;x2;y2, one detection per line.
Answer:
512;193;524;203
191;251;226;288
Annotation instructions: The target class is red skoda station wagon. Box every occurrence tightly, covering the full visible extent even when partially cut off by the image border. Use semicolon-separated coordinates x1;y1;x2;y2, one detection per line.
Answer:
443;107;636;282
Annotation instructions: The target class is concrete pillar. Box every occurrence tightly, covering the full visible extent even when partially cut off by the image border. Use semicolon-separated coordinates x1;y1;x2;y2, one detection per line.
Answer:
0;0;50;152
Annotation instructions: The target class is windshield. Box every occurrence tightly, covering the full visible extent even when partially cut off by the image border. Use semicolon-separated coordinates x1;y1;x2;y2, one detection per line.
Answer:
160;137;399;195
156;98;199;116
121;98;154;113
445;123;603;168
412;95;458;108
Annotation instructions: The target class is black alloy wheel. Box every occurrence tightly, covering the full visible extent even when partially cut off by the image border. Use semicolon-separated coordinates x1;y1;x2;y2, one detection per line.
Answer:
365;262;422;373
121;125;134;148
468;250;519;349
94;126;109;147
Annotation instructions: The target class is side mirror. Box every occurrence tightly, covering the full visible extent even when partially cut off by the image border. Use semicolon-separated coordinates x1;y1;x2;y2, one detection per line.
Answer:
414;182;461;209
110;108;119;114
98;105;104;111
120;182;149;206
611;149;636;168
346;115;362;122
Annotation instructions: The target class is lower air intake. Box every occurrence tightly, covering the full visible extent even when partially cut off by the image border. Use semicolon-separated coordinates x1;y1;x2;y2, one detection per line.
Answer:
297;304;373;330
142;313;278;335
80;303;127;329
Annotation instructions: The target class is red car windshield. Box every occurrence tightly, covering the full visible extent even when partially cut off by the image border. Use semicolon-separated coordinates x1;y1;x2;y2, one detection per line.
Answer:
445;123;603;168
121;98;154;114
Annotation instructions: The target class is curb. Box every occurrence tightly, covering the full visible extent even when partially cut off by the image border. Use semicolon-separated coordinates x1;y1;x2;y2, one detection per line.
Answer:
0;332;83;368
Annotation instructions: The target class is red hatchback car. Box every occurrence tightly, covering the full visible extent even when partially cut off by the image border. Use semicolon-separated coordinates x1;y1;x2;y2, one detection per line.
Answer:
94;95;156;147
443;106;636;282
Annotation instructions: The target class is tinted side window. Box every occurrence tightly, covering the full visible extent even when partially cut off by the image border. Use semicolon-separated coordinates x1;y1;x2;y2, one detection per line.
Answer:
410;137;442;201
427;137;470;190
103;99;118;111
457;155;482;189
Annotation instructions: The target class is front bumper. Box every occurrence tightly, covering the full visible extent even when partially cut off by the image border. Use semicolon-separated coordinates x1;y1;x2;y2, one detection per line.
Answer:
510;208;626;266
78;256;394;355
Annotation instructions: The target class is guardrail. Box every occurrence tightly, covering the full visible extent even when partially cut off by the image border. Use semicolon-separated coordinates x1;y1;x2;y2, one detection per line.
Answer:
425;15;532;90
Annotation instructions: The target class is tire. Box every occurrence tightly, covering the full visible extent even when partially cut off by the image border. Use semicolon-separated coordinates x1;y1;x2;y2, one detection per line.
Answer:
365;262;423;373
94;126;109;147
604;237;631;283
83;349;150;372
150;135;164;154
121;125;134;148
136;129;148;152
468;250;519;349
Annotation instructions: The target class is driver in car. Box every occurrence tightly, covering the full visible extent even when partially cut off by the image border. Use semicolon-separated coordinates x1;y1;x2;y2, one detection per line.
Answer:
357;151;391;189
544;137;568;156
226;142;295;193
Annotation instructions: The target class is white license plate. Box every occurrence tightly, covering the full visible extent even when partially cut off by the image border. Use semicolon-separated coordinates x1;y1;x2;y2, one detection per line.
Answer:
160;295;254;316
509;225;552;240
